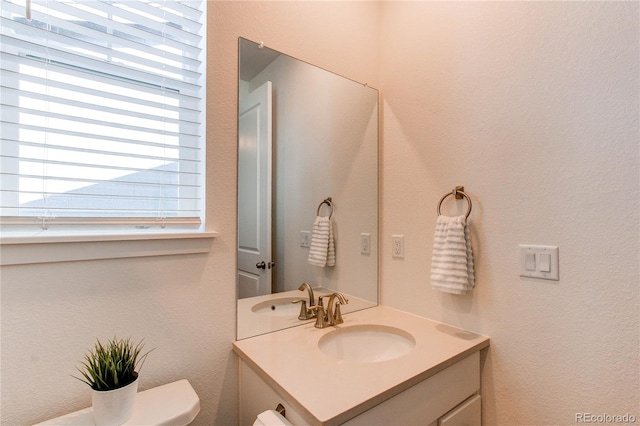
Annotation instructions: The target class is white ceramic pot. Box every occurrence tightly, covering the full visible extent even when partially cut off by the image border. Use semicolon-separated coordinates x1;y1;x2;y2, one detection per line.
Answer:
91;377;138;426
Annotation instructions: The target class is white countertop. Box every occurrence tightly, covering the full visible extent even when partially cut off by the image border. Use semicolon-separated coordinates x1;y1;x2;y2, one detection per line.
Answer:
233;305;489;425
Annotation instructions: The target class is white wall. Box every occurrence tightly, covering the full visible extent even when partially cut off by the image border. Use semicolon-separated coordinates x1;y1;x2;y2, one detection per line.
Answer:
379;2;639;425
0;2;380;424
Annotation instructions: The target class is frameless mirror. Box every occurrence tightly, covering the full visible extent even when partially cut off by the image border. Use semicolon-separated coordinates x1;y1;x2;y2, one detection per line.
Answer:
237;38;379;340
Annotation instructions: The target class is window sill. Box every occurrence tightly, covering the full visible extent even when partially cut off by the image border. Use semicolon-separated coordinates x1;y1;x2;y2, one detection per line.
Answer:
0;232;219;265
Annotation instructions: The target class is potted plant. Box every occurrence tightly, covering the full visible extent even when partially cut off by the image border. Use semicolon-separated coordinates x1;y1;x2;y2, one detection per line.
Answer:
74;337;152;426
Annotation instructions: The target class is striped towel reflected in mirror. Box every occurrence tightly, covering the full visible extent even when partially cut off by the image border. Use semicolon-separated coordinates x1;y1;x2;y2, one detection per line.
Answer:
307;216;336;267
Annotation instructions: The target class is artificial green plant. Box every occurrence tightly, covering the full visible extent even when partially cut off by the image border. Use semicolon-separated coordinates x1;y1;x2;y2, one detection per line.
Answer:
74;337;152;391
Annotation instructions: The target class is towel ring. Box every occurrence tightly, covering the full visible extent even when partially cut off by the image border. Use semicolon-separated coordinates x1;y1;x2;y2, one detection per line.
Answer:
317;197;333;219
437;187;472;219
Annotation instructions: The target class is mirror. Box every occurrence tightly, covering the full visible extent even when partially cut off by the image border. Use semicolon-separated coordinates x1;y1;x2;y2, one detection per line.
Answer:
236;38;379;340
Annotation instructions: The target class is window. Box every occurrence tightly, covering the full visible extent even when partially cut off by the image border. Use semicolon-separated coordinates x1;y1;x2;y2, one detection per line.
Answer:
0;0;206;237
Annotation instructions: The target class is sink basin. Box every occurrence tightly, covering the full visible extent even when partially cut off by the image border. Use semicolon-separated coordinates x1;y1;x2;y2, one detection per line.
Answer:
318;324;415;363
251;297;303;317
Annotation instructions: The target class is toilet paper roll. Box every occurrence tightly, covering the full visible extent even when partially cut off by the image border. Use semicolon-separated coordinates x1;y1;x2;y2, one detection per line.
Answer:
253;409;293;426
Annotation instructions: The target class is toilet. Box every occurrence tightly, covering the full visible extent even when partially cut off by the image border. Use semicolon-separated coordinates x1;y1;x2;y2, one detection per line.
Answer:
253;409;293;426
35;379;200;425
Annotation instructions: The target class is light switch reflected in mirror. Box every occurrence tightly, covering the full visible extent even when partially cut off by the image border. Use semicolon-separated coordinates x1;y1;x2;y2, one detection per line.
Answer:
236;38;379;339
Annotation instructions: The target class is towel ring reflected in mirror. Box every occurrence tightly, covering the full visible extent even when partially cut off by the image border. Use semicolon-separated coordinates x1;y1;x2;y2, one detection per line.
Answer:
317;197;333;219
437;187;472;219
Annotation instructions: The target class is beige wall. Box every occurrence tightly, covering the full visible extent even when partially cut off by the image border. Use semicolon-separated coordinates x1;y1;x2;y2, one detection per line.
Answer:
379;1;639;425
2;2;638;425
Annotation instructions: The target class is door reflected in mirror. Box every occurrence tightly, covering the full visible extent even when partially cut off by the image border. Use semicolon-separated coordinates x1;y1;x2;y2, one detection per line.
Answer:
237;38;379;339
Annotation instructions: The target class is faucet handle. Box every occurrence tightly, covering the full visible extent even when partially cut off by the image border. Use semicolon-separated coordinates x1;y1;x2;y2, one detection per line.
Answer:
292;299;315;320
308;304;328;328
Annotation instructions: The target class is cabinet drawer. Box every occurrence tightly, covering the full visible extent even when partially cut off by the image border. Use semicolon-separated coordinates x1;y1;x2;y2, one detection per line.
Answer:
439;394;481;426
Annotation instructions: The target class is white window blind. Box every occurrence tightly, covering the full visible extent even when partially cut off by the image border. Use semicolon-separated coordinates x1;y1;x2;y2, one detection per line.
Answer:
0;0;206;236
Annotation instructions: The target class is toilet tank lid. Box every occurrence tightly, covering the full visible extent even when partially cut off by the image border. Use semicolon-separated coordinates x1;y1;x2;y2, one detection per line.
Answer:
129;379;200;426
33;379;200;426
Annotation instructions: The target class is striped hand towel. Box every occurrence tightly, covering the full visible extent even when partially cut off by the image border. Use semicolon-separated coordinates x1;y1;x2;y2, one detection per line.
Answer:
307;216;336;267
430;215;475;294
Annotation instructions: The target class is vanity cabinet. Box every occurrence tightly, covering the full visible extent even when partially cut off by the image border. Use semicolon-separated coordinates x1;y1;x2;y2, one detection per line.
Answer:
233;306;489;426
239;351;482;426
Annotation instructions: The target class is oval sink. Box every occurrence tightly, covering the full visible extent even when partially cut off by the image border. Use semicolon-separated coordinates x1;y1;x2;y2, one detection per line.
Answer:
318;324;415;363
251;297;303;317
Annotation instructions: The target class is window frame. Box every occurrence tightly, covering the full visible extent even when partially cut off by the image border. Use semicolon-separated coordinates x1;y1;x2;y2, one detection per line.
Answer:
0;0;208;241
0;231;218;265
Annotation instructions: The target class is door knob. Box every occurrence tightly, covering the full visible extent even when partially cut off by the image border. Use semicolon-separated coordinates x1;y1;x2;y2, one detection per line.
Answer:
256;261;266;270
268;261;276;269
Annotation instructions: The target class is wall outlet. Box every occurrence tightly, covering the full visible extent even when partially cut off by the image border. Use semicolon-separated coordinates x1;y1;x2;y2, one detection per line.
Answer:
392;235;404;258
361;233;371;255
300;231;310;248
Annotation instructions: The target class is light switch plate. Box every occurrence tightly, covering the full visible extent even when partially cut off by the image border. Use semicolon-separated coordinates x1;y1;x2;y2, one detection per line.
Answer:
361;233;371;255
300;231;310;248
519;245;559;280
392;235;404;258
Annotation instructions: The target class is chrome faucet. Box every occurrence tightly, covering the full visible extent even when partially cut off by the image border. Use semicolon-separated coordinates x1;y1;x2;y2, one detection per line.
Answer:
309;293;349;328
293;283;316;320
